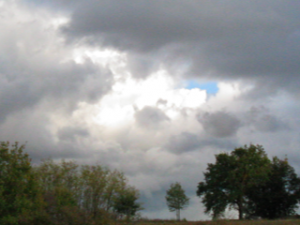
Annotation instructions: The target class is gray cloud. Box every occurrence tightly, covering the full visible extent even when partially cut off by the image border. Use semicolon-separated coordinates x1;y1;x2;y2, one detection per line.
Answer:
52;0;300;93
166;132;200;153
2;1;300;221
165;131;238;154
63;0;289;50
57;126;89;141
0;5;113;123
198;111;241;138
135;106;170;128
0;62;112;124
245;106;289;132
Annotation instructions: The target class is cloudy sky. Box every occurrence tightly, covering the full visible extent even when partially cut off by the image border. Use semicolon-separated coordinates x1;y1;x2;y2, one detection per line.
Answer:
1;0;300;220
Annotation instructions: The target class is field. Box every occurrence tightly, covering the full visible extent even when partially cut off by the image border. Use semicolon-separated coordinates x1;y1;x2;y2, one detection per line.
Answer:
117;219;300;225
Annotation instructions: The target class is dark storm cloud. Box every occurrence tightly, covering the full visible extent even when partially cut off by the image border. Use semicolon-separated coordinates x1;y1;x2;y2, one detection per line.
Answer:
64;0;287;50
56;0;300;92
135;106;170;128
198;111;241;138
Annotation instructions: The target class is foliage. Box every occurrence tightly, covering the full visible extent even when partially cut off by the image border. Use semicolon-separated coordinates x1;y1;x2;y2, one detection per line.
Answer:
0;141;143;225
34;159;84;224
165;182;189;221
197;144;271;220
0;141;43;224
113;186;142;220
34;158;141;224
79;165;132;218
246;157;300;219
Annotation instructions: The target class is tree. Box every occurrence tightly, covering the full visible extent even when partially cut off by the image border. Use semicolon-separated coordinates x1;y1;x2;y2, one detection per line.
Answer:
113;187;142;221
0;142;43;224
165;182;189;221
0;142;143;224
246;157;300;219
35;159;142;224
34;159;84;224
197;144;271;220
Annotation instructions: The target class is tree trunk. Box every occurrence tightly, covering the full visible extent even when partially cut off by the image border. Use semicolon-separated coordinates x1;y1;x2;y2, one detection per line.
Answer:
176;209;180;221
237;198;244;220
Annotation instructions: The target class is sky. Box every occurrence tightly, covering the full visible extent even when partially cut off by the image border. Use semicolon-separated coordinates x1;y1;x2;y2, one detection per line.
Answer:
1;0;300;220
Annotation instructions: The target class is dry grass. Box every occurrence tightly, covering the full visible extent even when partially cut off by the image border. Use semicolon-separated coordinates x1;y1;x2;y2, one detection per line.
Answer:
117;219;300;225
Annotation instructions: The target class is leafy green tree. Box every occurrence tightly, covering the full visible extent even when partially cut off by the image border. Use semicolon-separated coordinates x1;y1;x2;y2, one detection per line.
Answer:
0;142;142;224
35;159;80;193
80;165;112;218
246;157;300;219
103;169;127;211
35;159;141;224
197;144;271;220
113;187;142;221
0;142;43;224
165;182;189;221
34;159;84;224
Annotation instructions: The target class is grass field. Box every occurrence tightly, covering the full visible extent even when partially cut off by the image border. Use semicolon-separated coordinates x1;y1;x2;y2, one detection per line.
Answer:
118;219;300;225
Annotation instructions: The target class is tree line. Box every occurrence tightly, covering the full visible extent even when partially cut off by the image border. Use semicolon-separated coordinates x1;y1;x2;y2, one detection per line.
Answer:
2;141;300;224
165;144;300;221
0;142;141;225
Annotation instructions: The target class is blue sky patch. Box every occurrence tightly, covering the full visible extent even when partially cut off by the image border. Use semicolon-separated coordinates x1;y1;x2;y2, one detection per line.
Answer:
186;80;219;94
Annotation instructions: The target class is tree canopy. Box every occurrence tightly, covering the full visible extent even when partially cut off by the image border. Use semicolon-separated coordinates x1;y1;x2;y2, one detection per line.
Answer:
3;140;300;223
0;142;142;225
165;182;189;221
0;142;43;224
196;144;271;220
197;144;300;220
113;186;142;220
35;159;142;223
246;157;300;219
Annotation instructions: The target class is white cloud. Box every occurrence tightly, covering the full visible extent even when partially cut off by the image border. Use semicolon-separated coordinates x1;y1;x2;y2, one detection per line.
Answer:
2;0;300;221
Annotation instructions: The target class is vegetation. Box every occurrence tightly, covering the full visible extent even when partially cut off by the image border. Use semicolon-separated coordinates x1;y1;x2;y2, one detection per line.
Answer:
113;186;142;220
0;142;44;224
197;144;300;220
246;157;300;219
166;182;189;221
2;141;300;224
0;141;142;225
